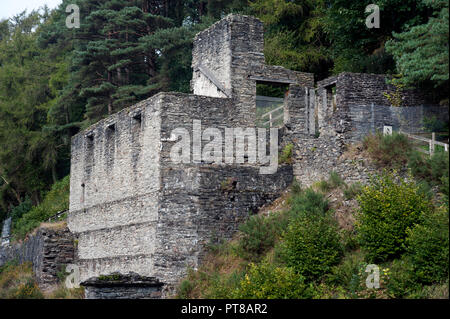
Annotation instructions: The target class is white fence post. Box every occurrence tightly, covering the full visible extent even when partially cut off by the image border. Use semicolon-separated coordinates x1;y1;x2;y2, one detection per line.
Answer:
430;132;435;156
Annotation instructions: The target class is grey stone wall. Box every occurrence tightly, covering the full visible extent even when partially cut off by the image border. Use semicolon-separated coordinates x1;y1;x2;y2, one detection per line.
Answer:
316;72;449;141
191;14;314;128
0;225;75;290
69;91;293;297
82;272;164;299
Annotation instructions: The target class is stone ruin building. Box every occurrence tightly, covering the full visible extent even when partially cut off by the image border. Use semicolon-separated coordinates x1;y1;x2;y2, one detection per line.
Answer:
1;14;447;299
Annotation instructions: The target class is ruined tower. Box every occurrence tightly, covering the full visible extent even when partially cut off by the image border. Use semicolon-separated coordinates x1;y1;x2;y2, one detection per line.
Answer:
68;15;315;297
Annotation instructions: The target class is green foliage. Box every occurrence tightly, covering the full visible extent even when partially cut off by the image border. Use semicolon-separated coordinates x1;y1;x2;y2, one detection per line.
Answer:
9;197;33;225
324;0;429;75
238;214;278;260
281;212;343;282
405;208;449;284
329;171;344;188
356;172;433;263
385;0;449;89
256;83;288;98
279;143;293;164
363;132;412;168
383;75;405;107
251;0;333;79
0;262;43;299
408;149;449;192
386;257;419;298
177;278;196;299
291;178;302;196
12;175;70;239
422;116;449;133
287;187;329;218
325;251;366;296
233;262;313;299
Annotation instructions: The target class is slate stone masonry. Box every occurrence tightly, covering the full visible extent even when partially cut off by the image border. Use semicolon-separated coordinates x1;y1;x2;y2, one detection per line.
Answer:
0;225;75;290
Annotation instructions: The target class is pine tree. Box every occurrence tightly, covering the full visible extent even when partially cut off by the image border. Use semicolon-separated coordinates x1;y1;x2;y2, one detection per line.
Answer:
386;0;449;90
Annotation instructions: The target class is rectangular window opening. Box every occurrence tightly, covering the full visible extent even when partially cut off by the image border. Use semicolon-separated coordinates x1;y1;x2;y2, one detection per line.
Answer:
256;82;289;128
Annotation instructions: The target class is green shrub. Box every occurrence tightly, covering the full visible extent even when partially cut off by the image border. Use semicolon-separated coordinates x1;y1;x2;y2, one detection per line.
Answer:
409;149;449;192
12;175;70;240
233;262;313;299
10;197;32;225
287;188;329;218
341;229;359;252
405;208;449;284
177;279;195;299
0;262;43;299
281;212;343;282
205;270;245;299
356;172;433;263
238;214;278;260
279;143;294;164
423;116;448;133
386;258;419;298
326;251;365;295
363;132;412;168
11;278;44;299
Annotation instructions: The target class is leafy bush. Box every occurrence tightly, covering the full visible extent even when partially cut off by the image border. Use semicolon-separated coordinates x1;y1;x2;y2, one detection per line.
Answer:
233;262;313;299
386;258;419;298
238;214;278;260
10;197;32;225
408;149;449;191
356;172;433;263
315;180;332;193
11;278;44;299
326;251;365;294
363;132;412;168
13;175;70;239
287;187;329;218
291;179;302;196
281;212;343;282
405;208;449;284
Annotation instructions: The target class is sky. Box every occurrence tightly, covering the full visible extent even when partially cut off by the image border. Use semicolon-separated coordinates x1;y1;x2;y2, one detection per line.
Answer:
1;0;63;20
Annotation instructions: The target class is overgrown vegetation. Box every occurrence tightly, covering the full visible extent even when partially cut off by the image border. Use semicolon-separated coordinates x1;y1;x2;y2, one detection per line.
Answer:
362;132;413;168
11;175;70;240
355;172;433;263
176;163;449;299
0;262;43;299
0;261;84;299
